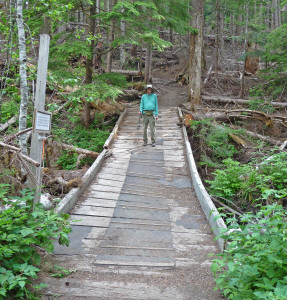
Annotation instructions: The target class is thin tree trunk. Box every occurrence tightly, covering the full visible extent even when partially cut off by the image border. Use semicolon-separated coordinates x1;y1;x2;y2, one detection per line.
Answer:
230;13;235;58
240;1;249;99
169;27;173;43
215;0;221;75
144;44;152;83
84;1;97;128
120;7;126;68
189;0;204;108
16;0;28;155
278;0;281;27
106;0;116;73
96;0;100;25
266;1;270;29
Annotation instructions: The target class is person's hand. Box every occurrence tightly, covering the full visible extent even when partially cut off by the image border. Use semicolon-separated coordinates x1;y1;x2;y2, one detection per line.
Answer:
139;111;142;116
155;116;158;120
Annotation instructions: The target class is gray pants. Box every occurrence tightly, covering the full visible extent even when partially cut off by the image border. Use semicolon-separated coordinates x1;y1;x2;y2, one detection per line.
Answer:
143;114;155;143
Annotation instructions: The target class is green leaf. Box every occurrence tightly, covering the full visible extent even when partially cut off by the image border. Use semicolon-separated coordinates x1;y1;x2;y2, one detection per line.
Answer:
18;281;26;289
20;228;34;237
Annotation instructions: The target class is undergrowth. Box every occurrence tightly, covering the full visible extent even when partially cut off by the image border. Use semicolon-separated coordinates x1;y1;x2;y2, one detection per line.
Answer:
53;114;113;170
190;119;243;167
212;204;287;299
207;152;287;209
0;186;71;299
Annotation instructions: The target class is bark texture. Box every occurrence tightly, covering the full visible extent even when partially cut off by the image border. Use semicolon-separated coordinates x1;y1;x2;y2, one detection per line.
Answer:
84;1;97;128
189;0;204;107
16;0;29;155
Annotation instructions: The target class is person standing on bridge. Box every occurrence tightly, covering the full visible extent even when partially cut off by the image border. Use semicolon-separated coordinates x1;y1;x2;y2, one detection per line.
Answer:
139;84;158;147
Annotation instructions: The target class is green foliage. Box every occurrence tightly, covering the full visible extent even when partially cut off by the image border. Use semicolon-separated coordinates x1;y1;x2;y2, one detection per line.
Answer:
98;73;127;88
48;264;76;278
207;152;287;205
191;119;239;164
248;87;275;113
61;124;110;153
57;151;78;170
212;204;287;299
1;100;20;123
53;113;112;160
70;81;123;105
0;188;71;299
260;24;287;99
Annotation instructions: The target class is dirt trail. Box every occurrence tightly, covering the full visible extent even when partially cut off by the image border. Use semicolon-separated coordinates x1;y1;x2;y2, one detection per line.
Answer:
153;49;189;107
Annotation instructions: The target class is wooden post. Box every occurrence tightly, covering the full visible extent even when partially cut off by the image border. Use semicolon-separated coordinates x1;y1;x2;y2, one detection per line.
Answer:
29;34;50;204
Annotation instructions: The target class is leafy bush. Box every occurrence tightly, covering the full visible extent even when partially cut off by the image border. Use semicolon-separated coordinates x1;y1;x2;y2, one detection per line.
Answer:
1;100;20;123
55;123;110;153
212;204;287;299
98;73;127;88
207;152;287;205
191;119;239;163
56;151;78;170
0;188;71;299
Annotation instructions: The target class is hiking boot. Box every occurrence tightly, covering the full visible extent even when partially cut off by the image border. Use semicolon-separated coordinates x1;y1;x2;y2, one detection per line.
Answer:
143;141;147;146
152;142;155;147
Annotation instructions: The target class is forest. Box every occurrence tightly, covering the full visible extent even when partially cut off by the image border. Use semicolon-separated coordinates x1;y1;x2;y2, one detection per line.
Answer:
0;0;287;298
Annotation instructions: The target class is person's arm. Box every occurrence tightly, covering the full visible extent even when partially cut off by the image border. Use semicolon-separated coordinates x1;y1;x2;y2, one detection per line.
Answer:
140;95;144;114
154;94;158;117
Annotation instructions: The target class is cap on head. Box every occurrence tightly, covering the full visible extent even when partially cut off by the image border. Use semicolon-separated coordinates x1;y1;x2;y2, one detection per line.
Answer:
146;84;154;92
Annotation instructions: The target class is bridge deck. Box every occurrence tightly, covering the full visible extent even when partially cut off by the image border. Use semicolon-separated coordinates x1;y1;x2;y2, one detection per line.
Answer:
43;107;222;299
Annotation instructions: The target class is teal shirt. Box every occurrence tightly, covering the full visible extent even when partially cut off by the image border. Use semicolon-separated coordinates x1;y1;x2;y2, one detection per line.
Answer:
140;93;158;116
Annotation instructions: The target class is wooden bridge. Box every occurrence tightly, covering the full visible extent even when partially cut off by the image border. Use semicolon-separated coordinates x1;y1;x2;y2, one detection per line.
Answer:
43;106;223;299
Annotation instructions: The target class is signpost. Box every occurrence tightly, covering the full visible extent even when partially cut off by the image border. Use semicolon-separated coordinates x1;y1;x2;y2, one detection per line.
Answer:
29;34;50;204
33;109;52;133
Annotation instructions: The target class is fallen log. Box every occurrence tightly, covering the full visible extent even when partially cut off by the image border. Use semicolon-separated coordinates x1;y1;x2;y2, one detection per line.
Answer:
118;89;141;101
153;60;179;69
46;176;83;193
237;128;281;145
181;108;230;122
0;141;40;167
280;140;287;150
5;127;32;142
111;69;142;76
202;95;287;108
181;109;284;145
48;141;99;158
53;98;74;115
211;196;242;217
228;133;247;148
0;115;18;132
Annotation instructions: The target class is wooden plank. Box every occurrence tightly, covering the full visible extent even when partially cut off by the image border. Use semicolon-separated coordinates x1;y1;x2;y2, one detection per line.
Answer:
95;255;175;267
72;206;114;217
86;191;119;200
82;198;117;207
70;215;111;227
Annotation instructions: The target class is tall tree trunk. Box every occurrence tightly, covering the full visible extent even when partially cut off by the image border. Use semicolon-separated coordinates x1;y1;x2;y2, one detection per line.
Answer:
144;44;152;83
96;0;100;25
230;13;236;58
169;27;173;43
120;7;126;68
104;0;109;11
240;1;249;99
189;0;204;108
266;1;270;29
16;0;28;155
215;0;221;75
106;0;116;73
278;0;281;27
84;1;97;129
